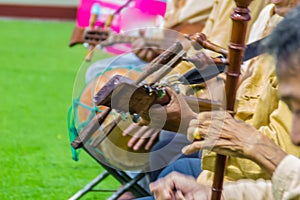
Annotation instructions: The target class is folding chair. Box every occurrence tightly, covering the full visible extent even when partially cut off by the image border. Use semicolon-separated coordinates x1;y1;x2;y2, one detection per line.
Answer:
67;96;151;199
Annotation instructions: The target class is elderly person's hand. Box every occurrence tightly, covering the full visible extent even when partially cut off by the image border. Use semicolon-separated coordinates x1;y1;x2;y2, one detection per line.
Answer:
150;172;211;200
183;111;288;175
132;37;164;63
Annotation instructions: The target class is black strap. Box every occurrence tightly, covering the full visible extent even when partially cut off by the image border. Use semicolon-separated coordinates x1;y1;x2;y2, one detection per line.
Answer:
178;65;226;85
244;36;268;61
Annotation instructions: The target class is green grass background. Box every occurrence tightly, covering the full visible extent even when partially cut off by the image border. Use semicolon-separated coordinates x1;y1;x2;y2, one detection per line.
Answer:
0;19;119;199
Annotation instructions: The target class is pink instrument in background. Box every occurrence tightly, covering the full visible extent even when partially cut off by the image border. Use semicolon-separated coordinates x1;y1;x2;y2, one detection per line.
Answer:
75;0;167;54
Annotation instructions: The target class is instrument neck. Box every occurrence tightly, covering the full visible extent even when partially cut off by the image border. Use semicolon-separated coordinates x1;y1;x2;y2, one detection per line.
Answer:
103;33;162;47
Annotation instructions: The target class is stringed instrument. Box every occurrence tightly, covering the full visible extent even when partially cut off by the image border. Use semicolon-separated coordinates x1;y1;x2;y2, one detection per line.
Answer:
71;40;222;153
71;66;160;170
70;41;190;171
88;41;223;135
92;74;222;130
69;26;163;48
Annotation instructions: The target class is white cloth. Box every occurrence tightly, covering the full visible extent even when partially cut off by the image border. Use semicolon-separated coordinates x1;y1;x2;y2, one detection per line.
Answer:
272;155;300;200
222;155;300;200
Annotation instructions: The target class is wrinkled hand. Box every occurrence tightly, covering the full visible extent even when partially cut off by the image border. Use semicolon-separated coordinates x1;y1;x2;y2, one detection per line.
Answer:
183;111;262;159
150;172;211;200
122;123;159;151
132;37;164;62
138;87;198;134
183;111;288;175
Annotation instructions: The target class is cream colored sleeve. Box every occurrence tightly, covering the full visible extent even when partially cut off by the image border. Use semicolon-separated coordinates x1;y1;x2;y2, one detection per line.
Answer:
222;179;273;200
219;155;300;200
272;155;300;200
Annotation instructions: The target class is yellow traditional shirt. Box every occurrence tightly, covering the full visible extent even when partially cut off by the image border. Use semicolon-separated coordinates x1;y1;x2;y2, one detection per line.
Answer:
221;155;300;200
202;0;269;50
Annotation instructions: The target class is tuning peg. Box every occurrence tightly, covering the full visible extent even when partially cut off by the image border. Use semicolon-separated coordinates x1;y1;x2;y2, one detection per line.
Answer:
90;3;101;27
85;3;101;62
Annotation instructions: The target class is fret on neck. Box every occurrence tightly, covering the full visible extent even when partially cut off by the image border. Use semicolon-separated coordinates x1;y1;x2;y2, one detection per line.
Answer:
106;33;162;46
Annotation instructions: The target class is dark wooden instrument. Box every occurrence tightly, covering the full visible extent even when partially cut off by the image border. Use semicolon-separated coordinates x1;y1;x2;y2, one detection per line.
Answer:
69;26;162;48
72;39;224;152
91;41;223;132
90;39;223;131
71;41;187;150
211;1;253;200
71;67;157;170
93;75;221;118
69;23;213;49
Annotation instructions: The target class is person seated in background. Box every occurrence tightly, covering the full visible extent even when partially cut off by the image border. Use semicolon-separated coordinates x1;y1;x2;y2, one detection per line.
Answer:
150;4;300;199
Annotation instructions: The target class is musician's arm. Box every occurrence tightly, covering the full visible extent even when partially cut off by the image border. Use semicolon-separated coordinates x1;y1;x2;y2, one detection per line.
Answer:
150;164;299;200
184;111;287;176
132;29;181;63
150;172;211;200
223;155;300;200
132;27;195;63
149;171;273;200
132;37;164;63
